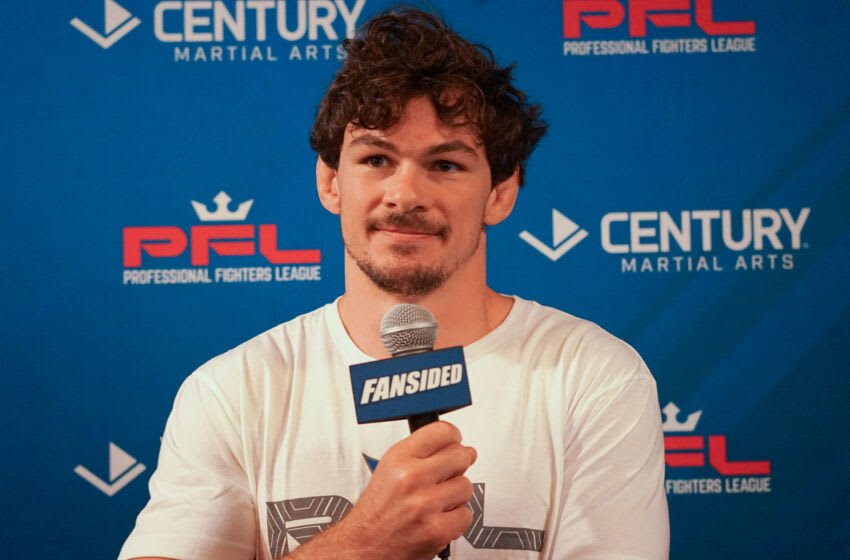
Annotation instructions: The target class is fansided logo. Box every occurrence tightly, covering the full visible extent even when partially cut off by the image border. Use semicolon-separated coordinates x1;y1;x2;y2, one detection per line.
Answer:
122;191;322;286
562;0;758;57
360;364;465;405
349;347;472;424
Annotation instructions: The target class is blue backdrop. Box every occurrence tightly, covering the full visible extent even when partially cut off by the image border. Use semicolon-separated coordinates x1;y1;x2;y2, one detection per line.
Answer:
2;1;849;557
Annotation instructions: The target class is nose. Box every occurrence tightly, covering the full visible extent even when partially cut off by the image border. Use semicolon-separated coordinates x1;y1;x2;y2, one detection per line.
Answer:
382;163;430;212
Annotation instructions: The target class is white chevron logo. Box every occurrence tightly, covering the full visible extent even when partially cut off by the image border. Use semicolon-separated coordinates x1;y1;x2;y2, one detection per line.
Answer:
519;209;589;261
74;442;146;496
70;0;141;49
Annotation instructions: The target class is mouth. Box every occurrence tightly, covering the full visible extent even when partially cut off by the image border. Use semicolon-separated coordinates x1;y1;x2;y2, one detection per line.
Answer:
367;214;448;240
375;227;438;239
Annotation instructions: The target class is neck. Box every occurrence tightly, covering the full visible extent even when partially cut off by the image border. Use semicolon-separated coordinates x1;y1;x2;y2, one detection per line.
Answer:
337;237;513;358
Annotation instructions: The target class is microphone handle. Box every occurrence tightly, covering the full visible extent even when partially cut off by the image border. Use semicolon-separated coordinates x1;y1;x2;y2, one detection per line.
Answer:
407;412;439;432
406;411;451;560
395;348;441;432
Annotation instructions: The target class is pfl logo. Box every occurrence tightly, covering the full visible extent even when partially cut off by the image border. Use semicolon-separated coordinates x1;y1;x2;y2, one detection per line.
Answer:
124;190;319;267
663;402;772;495
563;0;755;38
71;0;141;49
122;191;322;286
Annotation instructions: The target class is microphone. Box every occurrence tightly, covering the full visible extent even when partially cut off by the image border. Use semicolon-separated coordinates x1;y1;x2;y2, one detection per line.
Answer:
380;304;441;432
348;304;471;426
348;304;471;559
380;304;463;560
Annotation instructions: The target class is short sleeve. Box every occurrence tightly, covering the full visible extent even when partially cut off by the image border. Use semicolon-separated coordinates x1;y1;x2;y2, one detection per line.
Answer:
553;363;669;559
118;370;257;560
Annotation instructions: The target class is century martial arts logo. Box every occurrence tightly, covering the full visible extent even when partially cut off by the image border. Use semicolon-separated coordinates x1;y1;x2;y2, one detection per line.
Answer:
519;209;589;262
605;208;809;273
562;0;757;57
122;191;322;285
265;456;544;557
70;0;141;49
663;402;771;495
521;207;811;274
74;442;146;496
71;0;367;63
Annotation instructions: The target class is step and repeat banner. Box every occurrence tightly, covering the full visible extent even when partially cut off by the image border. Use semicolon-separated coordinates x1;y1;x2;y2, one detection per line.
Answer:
2;1;849;558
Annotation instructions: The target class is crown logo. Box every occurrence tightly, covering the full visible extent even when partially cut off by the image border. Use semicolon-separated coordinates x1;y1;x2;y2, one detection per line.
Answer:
191;191;254;222
661;402;702;433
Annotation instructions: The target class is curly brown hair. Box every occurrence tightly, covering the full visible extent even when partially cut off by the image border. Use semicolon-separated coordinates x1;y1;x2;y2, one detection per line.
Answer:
309;8;547;186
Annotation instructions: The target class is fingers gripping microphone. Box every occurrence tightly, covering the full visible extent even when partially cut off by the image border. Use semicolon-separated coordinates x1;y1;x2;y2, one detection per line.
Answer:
380;304;441;432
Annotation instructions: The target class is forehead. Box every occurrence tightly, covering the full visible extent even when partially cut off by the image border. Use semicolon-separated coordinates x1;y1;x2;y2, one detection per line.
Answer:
343;97;483;154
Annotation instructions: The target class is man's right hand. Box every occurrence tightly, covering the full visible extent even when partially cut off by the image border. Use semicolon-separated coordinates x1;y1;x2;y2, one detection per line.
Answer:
290;421;477;560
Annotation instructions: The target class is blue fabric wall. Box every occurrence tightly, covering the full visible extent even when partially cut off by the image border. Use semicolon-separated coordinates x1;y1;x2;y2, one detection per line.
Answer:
2;1;848;557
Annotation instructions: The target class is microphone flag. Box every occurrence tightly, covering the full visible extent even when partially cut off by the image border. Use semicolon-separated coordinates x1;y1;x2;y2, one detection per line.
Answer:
349;346;471;424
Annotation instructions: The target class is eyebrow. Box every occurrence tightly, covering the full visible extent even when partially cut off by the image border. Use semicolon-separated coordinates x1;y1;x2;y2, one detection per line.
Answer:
348;134;479;159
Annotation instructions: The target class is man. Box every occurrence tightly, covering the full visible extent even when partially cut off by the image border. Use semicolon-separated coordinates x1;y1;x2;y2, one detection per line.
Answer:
120;8;668;560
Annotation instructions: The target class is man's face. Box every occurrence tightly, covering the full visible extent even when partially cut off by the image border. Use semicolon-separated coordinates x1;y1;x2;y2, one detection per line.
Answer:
322;97;511;297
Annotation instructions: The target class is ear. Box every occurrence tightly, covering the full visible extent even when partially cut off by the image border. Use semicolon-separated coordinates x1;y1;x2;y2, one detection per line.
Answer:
316;156;340;215
483;168;520;226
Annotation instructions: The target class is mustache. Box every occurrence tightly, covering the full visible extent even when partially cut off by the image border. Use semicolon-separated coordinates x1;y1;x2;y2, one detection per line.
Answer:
367;212;449;237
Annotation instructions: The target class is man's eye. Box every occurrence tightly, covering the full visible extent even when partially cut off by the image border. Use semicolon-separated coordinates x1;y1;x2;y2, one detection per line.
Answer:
434;160;463;172
365;155;389;167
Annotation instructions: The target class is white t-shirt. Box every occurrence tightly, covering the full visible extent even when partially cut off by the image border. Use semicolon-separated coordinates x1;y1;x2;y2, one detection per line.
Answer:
120;297;669;559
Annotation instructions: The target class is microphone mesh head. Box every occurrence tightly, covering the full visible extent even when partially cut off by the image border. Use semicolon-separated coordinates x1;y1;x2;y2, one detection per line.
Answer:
380;304;438;356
